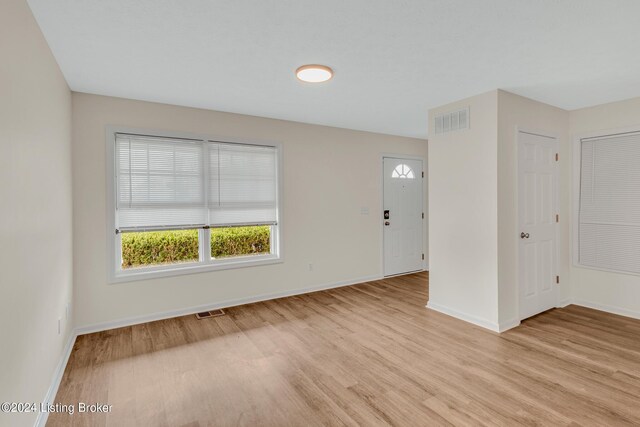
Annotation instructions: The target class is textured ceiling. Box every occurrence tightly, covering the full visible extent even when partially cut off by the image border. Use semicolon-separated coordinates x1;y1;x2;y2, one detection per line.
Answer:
28;0;640;138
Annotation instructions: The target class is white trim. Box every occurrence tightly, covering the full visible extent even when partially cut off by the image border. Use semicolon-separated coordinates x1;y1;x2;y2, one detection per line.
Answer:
572;124;640;276
554;298;640;320
380;153;427;277
497;318;521;332
35;332;77;427
426;301;502;332
517;128;559;140
76;274;382;335
515;127;560;321
569;299;640;321
105;125;284;284
382;268;428;279
110;255;283;284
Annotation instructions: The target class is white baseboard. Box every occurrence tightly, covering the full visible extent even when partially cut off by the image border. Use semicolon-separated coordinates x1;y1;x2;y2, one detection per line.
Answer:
497;318;520;332
426;301;502;332
426;298;640;335
569;299;640;320
35;332;77;427
75;274;383;336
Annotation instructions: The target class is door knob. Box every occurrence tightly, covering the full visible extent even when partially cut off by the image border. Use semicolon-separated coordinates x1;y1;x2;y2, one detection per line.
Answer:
520;232;530;239
385;221;390;226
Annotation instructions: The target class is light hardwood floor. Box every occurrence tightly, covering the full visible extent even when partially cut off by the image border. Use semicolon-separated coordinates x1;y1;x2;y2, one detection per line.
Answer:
49;272;640;426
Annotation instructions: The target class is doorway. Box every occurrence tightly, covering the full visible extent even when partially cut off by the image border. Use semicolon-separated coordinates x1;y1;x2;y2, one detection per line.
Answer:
518;130;559;320
383;157;424;276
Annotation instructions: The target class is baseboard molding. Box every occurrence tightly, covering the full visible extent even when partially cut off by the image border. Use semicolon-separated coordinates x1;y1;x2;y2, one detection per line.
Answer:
35;332;77;427
569;299;640;321
426;301;501;333
497;318;520;332
382;268;428;279
75;274;383;336
426;298;640;334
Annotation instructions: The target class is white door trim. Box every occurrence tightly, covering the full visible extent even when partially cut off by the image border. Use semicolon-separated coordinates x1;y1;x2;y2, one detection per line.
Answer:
380;153;427;277
515;127;560;321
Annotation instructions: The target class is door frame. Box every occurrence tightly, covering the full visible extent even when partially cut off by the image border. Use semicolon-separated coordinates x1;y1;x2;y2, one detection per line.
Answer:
380;153;427;277
515;127;560;321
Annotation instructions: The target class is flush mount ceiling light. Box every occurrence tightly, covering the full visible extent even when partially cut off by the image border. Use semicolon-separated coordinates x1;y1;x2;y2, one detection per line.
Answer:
295;64;333;83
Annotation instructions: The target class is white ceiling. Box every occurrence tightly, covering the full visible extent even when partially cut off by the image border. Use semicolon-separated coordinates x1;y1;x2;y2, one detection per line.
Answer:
28;0;640;138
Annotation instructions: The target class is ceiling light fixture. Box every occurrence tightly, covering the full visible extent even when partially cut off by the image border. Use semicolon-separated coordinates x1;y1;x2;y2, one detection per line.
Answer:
296;65;333;83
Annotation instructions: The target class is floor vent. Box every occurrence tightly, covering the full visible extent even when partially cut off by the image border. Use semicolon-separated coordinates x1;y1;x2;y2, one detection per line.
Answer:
195;309;225;319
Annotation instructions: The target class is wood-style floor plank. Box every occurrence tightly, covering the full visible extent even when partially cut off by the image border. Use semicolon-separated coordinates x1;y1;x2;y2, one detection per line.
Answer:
48;272;640;426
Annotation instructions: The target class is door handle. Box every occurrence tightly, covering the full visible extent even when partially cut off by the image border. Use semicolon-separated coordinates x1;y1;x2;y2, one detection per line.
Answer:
385;221;390;226
520;232;530;239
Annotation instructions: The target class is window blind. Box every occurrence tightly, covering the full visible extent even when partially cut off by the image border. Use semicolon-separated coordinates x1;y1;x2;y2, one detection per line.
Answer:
208;142;278;226
115;133;278;232
579;132;640;274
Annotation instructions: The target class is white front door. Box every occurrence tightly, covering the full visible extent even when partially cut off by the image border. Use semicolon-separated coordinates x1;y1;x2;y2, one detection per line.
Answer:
383;157;423;276
518;131;559;320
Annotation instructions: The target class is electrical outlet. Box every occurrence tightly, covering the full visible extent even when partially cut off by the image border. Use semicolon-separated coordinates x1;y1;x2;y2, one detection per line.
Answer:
308;263;313;271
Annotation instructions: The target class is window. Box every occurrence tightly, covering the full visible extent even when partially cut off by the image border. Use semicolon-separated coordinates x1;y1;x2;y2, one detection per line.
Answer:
108;130;281;282
391;164;415;179
576;130;640;275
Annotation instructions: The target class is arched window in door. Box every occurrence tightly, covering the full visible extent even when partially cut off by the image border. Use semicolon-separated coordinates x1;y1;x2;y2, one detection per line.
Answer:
391;164;415;179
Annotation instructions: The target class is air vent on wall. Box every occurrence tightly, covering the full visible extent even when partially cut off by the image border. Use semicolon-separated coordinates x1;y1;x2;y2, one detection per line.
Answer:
434;107;469;135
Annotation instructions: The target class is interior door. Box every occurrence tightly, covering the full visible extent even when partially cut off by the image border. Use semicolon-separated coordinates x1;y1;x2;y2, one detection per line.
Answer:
518;131;559;320
383;157;423;276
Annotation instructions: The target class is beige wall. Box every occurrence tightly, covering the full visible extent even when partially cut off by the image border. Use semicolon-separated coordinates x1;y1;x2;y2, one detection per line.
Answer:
428;90;570;331
569;97;640;318
72;93;428;329
427;90;501;329
497;90;570;325
0;0;73;426
429;89;640;330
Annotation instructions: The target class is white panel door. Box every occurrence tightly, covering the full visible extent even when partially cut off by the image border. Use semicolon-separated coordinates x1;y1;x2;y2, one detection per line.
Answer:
518;131;558;320
383;157;423;276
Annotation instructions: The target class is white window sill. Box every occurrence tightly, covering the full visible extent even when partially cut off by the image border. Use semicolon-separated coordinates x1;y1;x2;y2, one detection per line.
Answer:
109;255;282;284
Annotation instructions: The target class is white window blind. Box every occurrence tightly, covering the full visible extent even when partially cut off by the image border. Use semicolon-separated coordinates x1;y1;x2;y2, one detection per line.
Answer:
208;142;278;226
115;133;278;232
579;132;640;274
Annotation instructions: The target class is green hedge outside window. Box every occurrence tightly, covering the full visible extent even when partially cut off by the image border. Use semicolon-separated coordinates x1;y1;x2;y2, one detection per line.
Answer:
121;226;270;269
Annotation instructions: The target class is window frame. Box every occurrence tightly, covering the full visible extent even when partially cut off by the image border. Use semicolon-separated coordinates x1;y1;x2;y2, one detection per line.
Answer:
106;126;283;284
572;125;640;277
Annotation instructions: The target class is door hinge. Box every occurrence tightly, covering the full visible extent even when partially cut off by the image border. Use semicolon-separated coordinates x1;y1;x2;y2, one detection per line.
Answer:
556;214;559;223
422;253;425;260
556;275;560;284
555;153;559;161
422;171;424;178
422;212;424;219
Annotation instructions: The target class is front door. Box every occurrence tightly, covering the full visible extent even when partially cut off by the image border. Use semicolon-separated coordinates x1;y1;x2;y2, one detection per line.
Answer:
383;157;423;276
518;131;559;320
